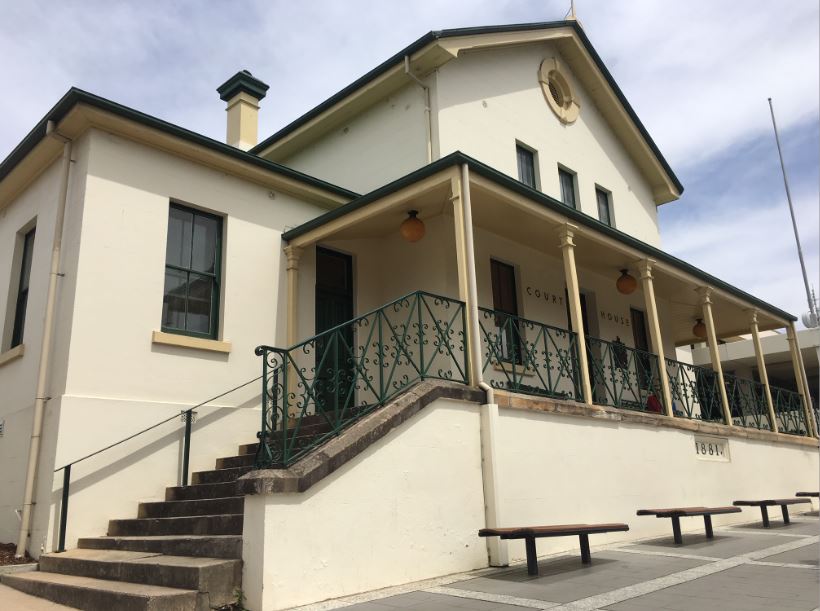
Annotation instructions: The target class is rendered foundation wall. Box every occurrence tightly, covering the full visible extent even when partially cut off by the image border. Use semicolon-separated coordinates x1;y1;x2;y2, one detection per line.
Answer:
243;392;818;611
242;399;487;611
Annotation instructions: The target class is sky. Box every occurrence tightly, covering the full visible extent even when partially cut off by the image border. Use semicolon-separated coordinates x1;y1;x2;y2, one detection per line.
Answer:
1;0;818;327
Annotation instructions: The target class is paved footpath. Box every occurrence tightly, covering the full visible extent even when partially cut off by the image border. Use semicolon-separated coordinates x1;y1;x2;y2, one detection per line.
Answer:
1;515;817;610
294;514;819;611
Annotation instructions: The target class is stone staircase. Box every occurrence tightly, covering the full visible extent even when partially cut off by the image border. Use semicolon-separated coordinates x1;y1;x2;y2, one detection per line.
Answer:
2;441;259;611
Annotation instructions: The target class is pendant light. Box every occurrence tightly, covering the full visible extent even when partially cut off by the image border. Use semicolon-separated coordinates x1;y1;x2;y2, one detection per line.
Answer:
692;318;707;339
616;269;637;295
400;210;425;242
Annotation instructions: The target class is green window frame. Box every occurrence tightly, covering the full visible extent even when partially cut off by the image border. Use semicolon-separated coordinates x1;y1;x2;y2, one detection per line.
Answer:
161;203;223;339
11;227;36;348
596;187;612;226
558;167;577;209
516;144;537;189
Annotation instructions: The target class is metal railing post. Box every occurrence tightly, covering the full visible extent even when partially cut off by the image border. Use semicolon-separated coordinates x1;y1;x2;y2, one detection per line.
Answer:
57;465;71;553
181;410;193;487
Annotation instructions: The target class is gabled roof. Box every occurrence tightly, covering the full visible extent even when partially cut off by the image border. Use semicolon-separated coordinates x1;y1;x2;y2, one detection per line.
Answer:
283;151;792;323
252;21;683;203
0;88;357;208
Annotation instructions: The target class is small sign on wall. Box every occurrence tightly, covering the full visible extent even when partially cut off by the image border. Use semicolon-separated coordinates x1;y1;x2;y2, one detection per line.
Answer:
693;435;730;462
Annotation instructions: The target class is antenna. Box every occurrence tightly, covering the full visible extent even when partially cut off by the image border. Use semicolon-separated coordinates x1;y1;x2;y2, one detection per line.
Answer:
768;97;818;328
565;0;577;20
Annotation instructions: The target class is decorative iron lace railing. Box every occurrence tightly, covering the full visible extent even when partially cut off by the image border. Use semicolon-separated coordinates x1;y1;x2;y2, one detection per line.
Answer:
664;358;724;422
254;291;468;467
770;385;809;436
478;308;580;401
586;336;665;413
724;373;772;431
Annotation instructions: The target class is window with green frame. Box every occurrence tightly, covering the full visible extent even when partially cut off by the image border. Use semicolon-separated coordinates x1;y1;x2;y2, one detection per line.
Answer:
10;227;36;348
162;203;223;339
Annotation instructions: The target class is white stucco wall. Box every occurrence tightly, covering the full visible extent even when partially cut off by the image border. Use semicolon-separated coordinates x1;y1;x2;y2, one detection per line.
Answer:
242;391;818;610
496;408;819;562
8;128;332;555
243;398;486;611
279;83;429;194
0;134;91;549
436;44;663;245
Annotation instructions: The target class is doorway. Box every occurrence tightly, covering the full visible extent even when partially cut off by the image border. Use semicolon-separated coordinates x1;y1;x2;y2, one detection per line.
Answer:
314;247;354;415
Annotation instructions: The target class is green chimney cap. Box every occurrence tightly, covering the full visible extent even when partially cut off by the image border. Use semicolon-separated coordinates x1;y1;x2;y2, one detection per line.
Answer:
217;70;269;102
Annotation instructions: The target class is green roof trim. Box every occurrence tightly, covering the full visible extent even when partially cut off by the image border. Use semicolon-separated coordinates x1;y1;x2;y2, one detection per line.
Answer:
282;151;793;322
251;20;683;196
0;87;357;200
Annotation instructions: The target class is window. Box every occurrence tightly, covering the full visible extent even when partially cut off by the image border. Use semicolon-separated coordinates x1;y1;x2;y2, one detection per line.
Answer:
162;203;222;338
558;167;577;209
516;144;537;189
10;227;36;348
596;187;612;226
490;259;521;362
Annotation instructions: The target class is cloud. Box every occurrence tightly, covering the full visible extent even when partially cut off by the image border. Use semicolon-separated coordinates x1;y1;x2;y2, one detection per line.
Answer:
0;0;817;327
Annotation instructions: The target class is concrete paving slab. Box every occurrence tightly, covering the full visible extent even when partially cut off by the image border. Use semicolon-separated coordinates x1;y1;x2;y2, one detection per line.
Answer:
626;531;787;558
602;564;819;611
446;551;706;604
350;590;530;610
730;519;819;536
760;541;819;566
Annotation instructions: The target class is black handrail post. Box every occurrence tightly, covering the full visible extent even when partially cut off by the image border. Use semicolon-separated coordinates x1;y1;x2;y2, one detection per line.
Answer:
57;464;71;553
181;409;193;487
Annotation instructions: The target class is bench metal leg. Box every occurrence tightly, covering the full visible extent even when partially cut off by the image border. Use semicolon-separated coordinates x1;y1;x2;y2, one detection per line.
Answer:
579;534;591;564
781;505;790;524
703;515;714;539
671;516;683;545
760;506;770;528
525;536;539;576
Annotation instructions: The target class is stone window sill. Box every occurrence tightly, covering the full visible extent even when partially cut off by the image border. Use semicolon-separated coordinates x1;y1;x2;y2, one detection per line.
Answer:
152;331;232;354
0;344;24;368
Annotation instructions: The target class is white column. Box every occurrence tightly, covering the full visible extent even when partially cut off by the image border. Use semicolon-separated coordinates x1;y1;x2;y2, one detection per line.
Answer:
637;259;673;417
284;245;302;347
748;310;778;433
786;322;817;437
699;287;732;426
557;223;593;405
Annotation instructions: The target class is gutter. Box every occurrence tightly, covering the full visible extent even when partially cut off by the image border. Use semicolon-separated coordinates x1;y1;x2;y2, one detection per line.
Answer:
16;121;72;557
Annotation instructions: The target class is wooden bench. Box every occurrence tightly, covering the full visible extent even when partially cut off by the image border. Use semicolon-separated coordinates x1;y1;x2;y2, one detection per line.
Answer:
733;498;812;527
637;506;741;544
796;491;819;498
478;523;629;576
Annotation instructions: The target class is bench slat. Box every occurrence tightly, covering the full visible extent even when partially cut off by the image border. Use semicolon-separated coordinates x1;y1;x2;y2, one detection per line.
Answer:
638;506;740;517
479;523;628;539
733;498;811;507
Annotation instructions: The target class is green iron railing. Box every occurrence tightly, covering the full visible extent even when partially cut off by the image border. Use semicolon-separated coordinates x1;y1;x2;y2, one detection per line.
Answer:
665;358;724;422
254;291;468;468
724;373;771;431
478;308;580;401
770;385;809;436
587;336;665;413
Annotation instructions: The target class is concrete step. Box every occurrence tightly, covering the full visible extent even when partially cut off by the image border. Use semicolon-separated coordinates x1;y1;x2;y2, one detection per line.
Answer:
109;514;243;537
190;466;253;485
78;535;242;560
38;549;241;608
165;481;237;502
1;570;197;611
237;442;258;456
214;454;255;469
138;496;243;519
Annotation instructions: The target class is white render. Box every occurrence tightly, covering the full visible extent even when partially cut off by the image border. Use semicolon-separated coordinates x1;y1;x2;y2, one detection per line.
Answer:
243;393;819;610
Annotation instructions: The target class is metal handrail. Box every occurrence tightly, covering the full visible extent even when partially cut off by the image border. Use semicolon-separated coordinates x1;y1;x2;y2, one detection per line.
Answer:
586;336;664;413
664;357;723;422
53;375;260;552
770;384;809;436
723;372;771;431
254;291;468;468
477;307;580;401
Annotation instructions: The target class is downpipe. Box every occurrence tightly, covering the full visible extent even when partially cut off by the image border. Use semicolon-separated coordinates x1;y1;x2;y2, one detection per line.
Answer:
16;122;72;558
404;55;433;164
461;164;508;566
